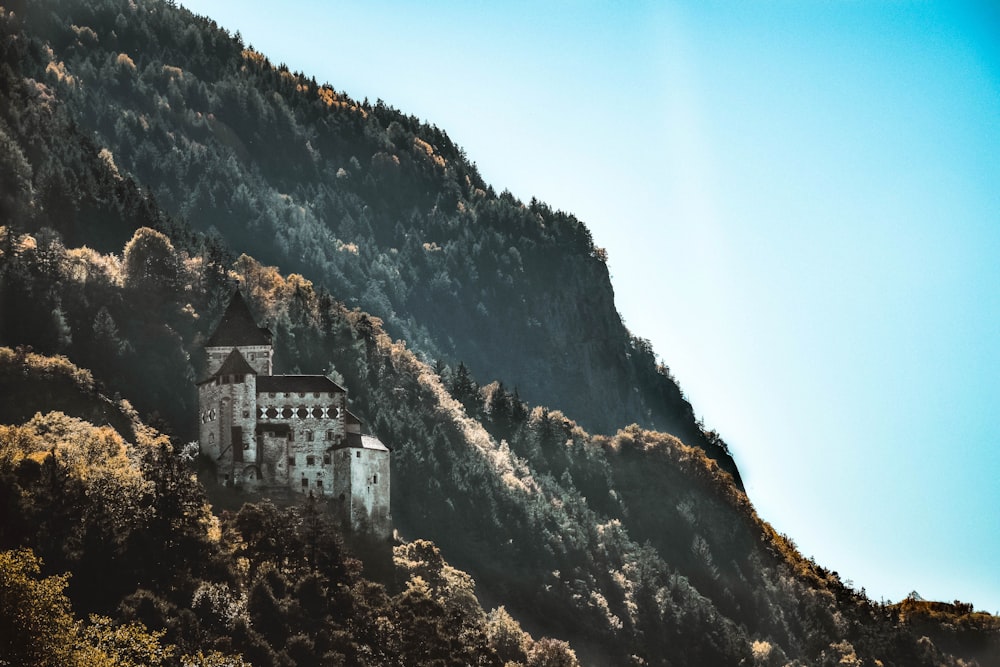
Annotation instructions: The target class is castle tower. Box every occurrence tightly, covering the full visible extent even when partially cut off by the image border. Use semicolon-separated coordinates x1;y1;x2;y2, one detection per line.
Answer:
331;411;391;537
197;347;260;487
205;289;273;376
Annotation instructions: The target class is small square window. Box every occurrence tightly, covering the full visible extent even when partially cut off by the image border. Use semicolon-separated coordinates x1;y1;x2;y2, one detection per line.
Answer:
301;478;309;487
242;410;250;418
316;479;324;488
287;456;295;467
306;455;315;466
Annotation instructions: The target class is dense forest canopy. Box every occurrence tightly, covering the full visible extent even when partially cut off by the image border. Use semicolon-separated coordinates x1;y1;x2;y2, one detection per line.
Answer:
0;0;742;484
1;1;998;665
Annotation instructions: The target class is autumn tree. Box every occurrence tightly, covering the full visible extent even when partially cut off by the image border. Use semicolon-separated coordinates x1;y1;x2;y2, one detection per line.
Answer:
122;227;180;297
0;548;80;667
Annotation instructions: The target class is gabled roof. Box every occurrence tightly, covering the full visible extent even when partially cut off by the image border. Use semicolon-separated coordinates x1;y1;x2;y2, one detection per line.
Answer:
217;348;257;377
361;435;390;452
206;290;272;348
256;375;347;394
197;348;257;385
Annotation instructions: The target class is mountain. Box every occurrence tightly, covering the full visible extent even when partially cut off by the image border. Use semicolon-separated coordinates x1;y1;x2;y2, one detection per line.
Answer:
2;1;999;665
0;0;739;485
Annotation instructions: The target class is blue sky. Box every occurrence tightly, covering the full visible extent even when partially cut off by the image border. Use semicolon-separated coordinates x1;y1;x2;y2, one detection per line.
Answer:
181;0;1000;611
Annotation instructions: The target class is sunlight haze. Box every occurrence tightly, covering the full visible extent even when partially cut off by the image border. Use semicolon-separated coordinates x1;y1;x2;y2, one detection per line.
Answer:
180;0;1000;612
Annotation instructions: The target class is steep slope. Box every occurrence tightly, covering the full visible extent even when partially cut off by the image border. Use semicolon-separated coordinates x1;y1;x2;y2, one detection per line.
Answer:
3;4;999;666
0;349;583;667
2;0;739;486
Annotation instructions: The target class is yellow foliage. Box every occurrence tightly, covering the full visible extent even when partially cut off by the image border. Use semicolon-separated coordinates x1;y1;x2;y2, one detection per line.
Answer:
240;48;266;66
0;413;147;495
45;60;76;86
0;548;80;667
98;147;122;180
80;615;175;667
116;53;136;71
64;246;123;287
316;86;367;117
71;24;98;44
0;346;95;391
414;137;446;168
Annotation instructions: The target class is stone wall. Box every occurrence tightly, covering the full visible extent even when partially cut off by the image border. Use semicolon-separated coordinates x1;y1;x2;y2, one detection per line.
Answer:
257;389;345;493
199;372;257;486
206;344;272;376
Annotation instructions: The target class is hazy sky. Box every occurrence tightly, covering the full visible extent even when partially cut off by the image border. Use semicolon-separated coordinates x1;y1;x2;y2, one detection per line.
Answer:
180;0;1000;612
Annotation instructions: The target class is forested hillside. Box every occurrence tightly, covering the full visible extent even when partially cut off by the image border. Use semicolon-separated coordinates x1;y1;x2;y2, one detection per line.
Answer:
0;0;740;486
2;1;999;666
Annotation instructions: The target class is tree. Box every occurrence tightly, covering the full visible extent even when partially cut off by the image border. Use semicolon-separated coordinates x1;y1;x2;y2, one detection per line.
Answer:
526;638;580;667
0;548;79;667
122;227;180;297
449;362;477;409
486;606;530;665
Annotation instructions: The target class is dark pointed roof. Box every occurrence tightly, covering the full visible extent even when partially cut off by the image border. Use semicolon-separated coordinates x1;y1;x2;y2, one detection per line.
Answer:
217;347;257;376
206;290;272;348
196;348;257;385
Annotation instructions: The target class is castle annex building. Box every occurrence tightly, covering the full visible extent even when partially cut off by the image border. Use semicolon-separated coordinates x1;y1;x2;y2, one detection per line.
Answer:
198;291;390;537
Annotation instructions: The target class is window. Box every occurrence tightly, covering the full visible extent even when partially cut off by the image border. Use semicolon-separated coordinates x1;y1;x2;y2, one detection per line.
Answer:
208;433;215;443
326;430;335;441
316;479;324;488
242;410;250;418
305;430;314;442
356;451;361;459
301;478;309;488
288;431;294;441
313;392;320;398
323;454;331;465
306;455;315;466
299;392;305;398
287;456;295;467
373;474;378;484
268;392;275;398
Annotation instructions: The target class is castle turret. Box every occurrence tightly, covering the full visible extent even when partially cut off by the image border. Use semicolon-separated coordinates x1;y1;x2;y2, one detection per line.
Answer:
197;347;259;486
331;411;391;537
205;289;273;376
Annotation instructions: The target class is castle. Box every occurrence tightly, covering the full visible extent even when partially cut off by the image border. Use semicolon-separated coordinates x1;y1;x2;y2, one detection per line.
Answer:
198;290;391;537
